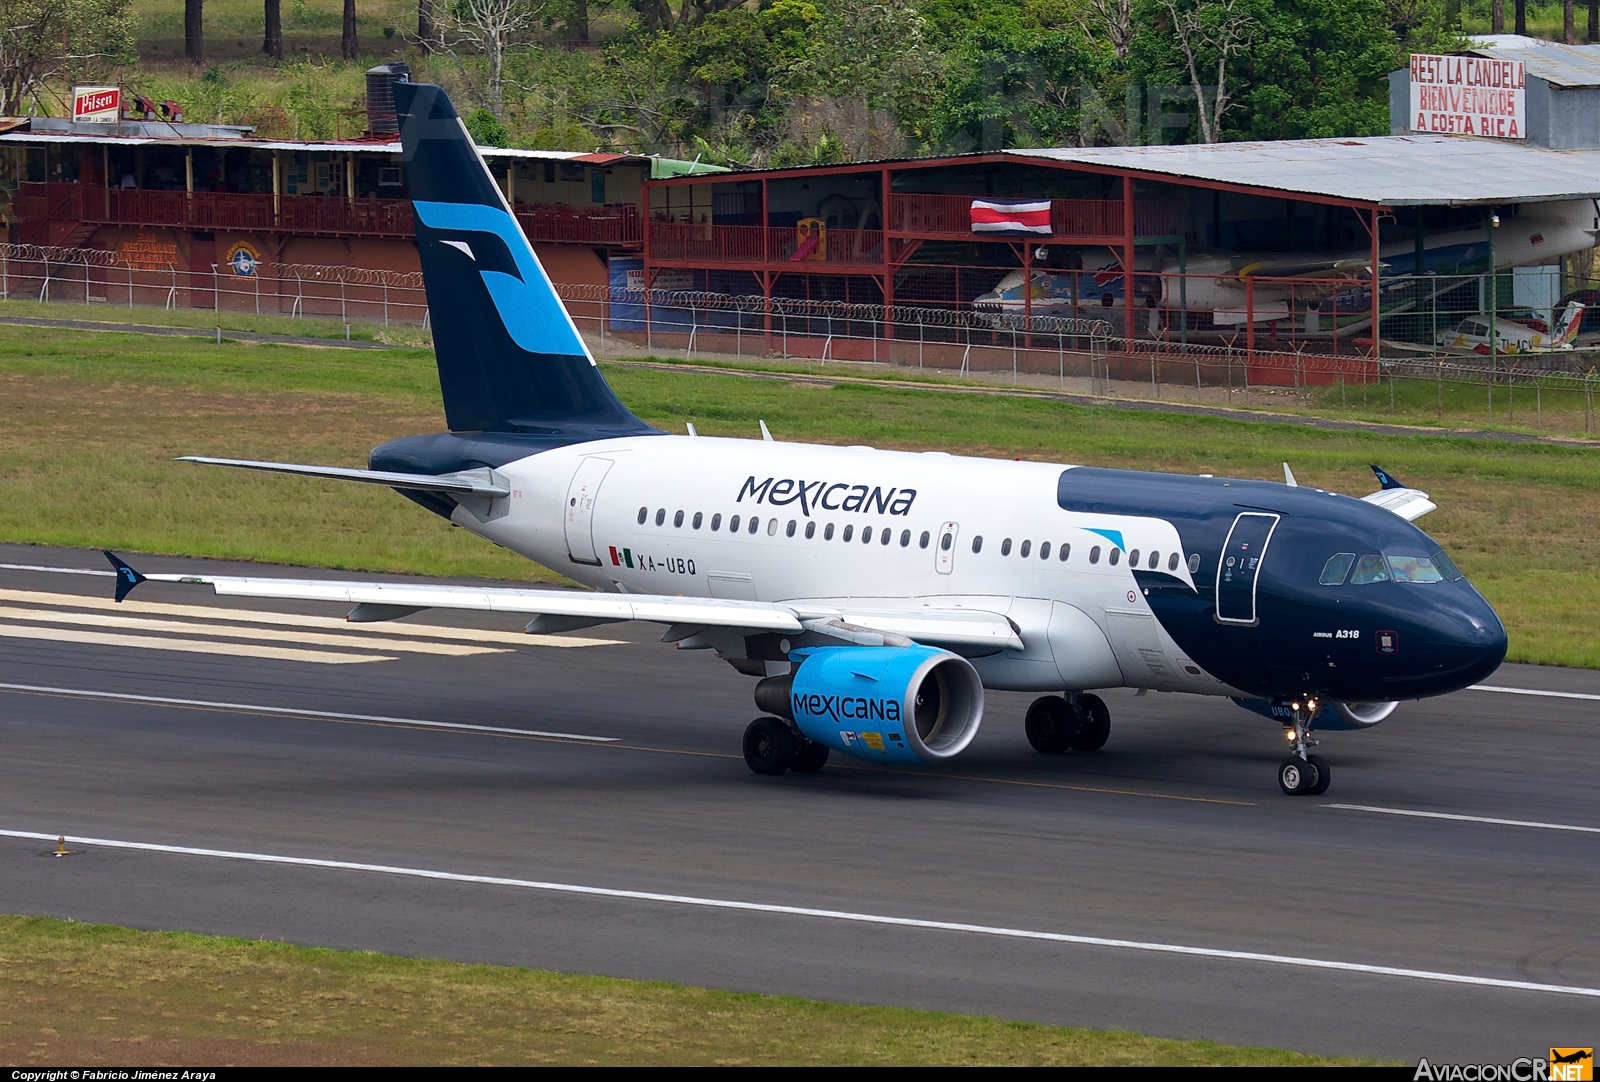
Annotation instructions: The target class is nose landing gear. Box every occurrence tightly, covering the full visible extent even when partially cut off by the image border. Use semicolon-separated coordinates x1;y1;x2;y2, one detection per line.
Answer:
1278;699;1331;796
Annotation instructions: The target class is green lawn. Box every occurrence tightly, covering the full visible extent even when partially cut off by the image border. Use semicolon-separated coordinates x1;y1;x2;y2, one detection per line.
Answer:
0;916;1371;1066
0;323;1594;665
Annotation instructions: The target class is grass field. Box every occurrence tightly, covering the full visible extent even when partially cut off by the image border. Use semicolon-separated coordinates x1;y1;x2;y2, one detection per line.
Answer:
0;915;1367;1066
0;324;1595;666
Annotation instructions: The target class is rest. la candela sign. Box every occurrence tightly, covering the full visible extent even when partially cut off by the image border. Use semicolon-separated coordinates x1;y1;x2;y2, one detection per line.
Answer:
1409;53;1525;139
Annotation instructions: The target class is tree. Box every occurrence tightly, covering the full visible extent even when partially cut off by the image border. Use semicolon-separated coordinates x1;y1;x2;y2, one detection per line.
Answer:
1515;0;1524;34
342;0;357;60
1564;0;1575;41
437;0;551;119
418;0;434;53
1491;0;1502;33
1074;0;1136;58
1157;0;1254;143
263;0;282;60
185;0;202;60
0;0;136;114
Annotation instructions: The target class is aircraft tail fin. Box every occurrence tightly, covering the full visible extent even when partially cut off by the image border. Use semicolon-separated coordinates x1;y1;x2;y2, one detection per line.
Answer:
1555;300;1587;345
394;81;654;438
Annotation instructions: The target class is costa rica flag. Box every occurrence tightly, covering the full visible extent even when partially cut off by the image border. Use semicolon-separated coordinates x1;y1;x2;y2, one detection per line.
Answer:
970;199;1052;236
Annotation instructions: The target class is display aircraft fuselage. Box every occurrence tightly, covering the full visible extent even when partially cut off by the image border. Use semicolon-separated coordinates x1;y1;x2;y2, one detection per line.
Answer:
104;81;1508;798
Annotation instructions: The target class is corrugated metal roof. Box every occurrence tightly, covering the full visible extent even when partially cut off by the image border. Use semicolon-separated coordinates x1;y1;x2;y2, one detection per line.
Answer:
1468;36;1600;87
1011;135;1600;206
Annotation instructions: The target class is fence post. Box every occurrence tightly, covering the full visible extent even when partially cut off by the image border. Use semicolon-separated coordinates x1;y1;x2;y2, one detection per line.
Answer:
1587;370;1595;434
83;260;89;306
127;264;133;309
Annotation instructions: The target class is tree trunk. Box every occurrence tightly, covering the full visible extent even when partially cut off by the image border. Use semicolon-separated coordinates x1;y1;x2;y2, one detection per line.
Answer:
342;0;357;61
185;0;203;61
418;0;433;54
1565;0;1576;40
1589;0;1597;42
1491;0;1503;33
1515;0;1526;33
571;0;589;45
490;31;504;120
263;0;282;60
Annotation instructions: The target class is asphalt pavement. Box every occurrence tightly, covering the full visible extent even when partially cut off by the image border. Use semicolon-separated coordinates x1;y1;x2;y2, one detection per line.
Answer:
0;542;1595;1063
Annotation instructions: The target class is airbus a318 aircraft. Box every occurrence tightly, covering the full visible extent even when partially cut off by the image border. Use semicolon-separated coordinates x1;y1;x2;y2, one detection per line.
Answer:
103;82;1507;796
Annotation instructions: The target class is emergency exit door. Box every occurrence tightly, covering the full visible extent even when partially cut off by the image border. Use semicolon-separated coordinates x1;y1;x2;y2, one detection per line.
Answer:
1215;512;1279;625
564;457;613;565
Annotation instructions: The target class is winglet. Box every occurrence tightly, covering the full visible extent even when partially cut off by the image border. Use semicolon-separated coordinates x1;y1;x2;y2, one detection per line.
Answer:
1282;462;1298;487
1369;465;1406;491
103;551;145;602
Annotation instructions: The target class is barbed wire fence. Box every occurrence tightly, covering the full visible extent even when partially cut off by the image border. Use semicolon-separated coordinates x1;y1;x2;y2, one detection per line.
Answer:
0;244;1593;434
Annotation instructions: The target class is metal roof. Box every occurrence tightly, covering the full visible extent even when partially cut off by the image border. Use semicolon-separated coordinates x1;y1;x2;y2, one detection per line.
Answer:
1468;35;1600;87
1010;135;1600;206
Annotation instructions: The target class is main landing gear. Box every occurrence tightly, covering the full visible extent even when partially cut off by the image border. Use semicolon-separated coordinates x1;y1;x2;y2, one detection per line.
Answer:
1024;694;1110;754
1278;699;1331;796
742;716;830;776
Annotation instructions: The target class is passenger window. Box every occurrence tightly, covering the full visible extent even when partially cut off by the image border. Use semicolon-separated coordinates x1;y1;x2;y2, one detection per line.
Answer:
1387;554;1444;583
637;506;647;525
972;535;983;553
711;513;722;531
900;529;911;547
767;519;778;536
805;521;816;539
1089;546;1101;564
1432;548;1464;581
1001;538;1012;556
655;508;666;526
862;526;873;543
1188;553;1200;573
786;520;796;537
1040;541;1051;560
1148;551;1159;569
825;523;835;540
1320;553;1355;585
1109;548;1121;566
692;512;703;529
1129;548;1140;565
1059;543;1070;562
940;532;951;551
749;516;760;535
1020;540;1031;558
1167;552;1179;571
674;510;684;528
729;514;741;532
843;524;854;542
921;530;931;549
882;529;892;546
1349;554;1389;585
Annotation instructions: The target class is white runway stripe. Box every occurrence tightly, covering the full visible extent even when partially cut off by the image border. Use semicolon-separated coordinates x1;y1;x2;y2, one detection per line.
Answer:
0;682;618;742
1471;684;1600;703
0;585;623;648
1325;803;1600;835
0;605;505;656
0;623;390;664
0;827;1595;1000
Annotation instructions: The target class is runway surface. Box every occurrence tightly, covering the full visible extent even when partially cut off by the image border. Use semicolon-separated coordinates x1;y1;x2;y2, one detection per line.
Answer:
0;542;1595;1063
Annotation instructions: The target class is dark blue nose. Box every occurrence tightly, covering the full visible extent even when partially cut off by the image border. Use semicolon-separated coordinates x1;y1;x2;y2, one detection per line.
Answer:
1424;588;1507;691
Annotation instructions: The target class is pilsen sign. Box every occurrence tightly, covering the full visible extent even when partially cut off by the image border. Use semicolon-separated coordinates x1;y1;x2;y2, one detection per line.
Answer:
71;86;120;124
1409;53;1525;139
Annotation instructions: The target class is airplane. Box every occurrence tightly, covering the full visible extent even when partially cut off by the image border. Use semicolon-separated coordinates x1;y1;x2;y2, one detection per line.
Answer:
99;81;1508;797
974;201;1600;331
1436;300;1586;354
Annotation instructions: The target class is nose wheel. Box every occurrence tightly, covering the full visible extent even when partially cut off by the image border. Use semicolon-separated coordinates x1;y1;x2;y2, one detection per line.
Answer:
1278;700;1331;796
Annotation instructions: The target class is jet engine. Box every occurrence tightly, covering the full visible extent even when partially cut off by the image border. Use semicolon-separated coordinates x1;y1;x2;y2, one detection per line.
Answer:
1232;697;1398;730
754;645;984;764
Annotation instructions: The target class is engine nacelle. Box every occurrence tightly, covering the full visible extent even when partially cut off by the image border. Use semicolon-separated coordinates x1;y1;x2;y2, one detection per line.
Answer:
755;645;984;764
1232;697;1398;731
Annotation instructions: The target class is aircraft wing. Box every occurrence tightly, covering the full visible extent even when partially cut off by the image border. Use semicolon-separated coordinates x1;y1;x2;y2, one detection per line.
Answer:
1360;464;1437;521
101;554;1024;650
177;457;508;498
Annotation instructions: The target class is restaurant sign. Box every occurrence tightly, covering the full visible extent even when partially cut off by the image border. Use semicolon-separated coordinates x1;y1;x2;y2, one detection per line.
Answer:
1409;54;1525;139
72;86;121;124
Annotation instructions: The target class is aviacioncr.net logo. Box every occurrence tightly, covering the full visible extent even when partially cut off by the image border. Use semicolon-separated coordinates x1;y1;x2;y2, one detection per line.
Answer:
1413;1050;1592;1081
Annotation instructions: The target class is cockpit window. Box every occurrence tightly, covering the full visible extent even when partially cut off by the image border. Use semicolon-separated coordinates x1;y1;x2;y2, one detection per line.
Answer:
1349;554;1389;585
1431;549;1464;581
1319;553;1355;585
1386;554;1445;583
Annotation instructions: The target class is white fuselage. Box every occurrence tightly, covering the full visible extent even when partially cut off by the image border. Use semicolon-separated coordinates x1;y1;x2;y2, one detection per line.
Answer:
454;436;1243;698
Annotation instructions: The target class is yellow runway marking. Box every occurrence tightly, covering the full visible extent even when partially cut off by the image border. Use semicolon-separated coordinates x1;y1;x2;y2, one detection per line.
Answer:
0;588;625;648
0;605;504;656
0;623;391;664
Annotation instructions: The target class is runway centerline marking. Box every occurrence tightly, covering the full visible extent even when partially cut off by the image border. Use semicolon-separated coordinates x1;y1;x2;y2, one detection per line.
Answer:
1325;803;1600;835
0;682;619;742
0;605;506;656
1471;684;1600;702
0;624;391;664
0;580;626;648
2;827;1595;1001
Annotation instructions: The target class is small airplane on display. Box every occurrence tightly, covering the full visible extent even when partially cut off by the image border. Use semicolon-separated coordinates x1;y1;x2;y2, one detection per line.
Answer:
974;200;1600;332
102;82;1508;797
1436;300;1587;354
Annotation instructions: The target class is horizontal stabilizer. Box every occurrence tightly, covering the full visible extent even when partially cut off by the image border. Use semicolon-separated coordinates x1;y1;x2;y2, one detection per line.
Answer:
178;457;509;498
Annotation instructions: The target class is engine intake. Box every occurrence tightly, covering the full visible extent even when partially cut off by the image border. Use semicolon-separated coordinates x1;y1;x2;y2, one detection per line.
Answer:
755;645;984;764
